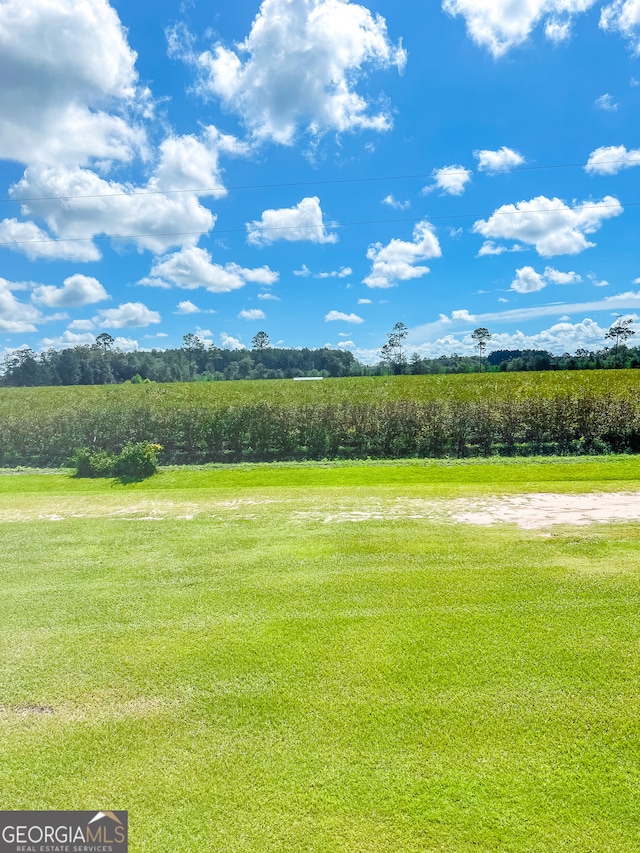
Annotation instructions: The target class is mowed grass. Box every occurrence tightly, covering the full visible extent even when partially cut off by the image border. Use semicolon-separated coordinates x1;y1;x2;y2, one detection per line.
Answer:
1;457;640;852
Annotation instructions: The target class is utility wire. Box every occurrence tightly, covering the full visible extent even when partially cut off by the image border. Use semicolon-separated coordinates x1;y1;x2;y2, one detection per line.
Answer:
1;158;639;205
0;201;634;248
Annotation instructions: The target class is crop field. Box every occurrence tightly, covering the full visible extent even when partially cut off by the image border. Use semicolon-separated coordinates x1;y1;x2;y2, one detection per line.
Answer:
2;456;640;852
2;370;640;466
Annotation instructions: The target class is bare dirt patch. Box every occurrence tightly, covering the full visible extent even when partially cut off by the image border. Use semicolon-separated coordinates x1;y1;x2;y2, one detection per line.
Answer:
298;492;640;528
450;491;640;529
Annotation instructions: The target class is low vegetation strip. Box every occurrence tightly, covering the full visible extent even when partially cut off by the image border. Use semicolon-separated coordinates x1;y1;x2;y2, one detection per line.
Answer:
2;371;640;466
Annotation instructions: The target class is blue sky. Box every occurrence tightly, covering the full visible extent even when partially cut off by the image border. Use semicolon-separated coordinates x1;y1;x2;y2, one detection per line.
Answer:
1;0;639;362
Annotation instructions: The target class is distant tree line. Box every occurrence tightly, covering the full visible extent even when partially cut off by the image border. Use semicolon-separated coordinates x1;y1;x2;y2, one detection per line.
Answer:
380;320;639;375
406;346;640;375
1;319;639;387
0;332;365;387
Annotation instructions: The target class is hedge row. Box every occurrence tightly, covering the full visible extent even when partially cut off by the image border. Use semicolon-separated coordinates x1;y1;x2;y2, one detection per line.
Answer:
2;389;639;467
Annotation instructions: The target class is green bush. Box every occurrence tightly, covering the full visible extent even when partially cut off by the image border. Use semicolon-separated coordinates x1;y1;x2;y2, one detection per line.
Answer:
73;442;162;480
72;447;116;478
111;442;162;481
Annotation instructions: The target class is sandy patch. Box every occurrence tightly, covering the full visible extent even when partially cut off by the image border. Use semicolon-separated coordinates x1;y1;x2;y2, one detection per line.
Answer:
450;491;640;529
296;492;640;528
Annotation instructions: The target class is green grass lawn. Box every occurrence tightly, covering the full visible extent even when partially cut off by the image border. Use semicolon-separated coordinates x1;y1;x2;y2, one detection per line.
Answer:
1;457;640;851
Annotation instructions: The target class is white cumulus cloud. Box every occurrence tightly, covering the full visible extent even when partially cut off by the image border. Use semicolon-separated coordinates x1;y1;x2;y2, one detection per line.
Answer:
31;274;109;308
111;337;140;352
238;308;266;320
40;330;97;349
9;165;213;258
0;278;43;332
510;265;581;293
324;310;364;323
474;146;525;173
424;165;472;196
185;0;406;144
68;319;95;331
0;0;145;167
477;241;525;256
451;309;476;323
240;266;280;285
94;302;161;329
219;332;245;350
544;266;582;284
473;195;623;256
585;144;640;174
150;247;278;293
247;196;337;245
6;125;245;258
442;0;596;57
444;0;640;56
600;0;640;53
0;218;100;262
363;220;442;288
545;18;573;40
150;127;247;197
175;300;202;314
511;266;547;293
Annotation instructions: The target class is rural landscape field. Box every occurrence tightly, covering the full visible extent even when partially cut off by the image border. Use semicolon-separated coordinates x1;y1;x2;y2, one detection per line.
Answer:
3;0;640;848
2;373;640;852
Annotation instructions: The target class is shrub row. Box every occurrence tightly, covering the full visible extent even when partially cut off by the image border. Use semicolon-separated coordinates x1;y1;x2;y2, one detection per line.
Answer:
1;386;640;467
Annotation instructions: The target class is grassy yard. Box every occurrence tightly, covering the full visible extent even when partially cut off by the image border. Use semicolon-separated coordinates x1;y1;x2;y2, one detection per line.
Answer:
1;457;639;851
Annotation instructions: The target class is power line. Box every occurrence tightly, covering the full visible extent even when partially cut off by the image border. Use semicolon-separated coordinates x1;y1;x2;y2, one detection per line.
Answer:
0;200;634;248
1;158;639;205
